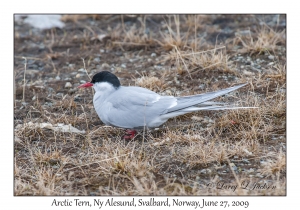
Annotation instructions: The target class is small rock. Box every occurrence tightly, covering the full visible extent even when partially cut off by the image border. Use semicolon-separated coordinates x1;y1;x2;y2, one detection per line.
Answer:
242;158;250;164
100;49;105;53
255;173;264;178
78;68;85;72
251;66;261;72
44;102;53;107
151;53;157;57
47;87;54;93
65;82;72;88
200;169;207;174
191;116;204;121
76;73;83;78
164;90;172;95
115;51;123;56
68;64;75;69
243;70;255;76
89;192;97;196
268;55;275;60
121;64;126;68
52;165;59;169
235;30;251;37
55;75;61;80
199;84;205;89
248;168;254;173
102;63;110;68
32;95;36;101
80;80;86;84
229;163;237;171
68;88;76;94
93;57;101;63
74;94;83;102
21;102;28;106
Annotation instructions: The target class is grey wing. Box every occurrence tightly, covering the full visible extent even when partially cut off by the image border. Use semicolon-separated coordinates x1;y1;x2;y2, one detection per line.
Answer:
102;87;176;129
167;83;247;113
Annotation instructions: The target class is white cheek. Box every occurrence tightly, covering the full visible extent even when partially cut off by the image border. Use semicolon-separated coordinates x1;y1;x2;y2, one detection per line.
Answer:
93;82;115;92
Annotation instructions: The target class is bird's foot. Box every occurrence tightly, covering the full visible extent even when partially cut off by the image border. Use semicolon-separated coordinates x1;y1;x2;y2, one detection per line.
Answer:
122;129;137;140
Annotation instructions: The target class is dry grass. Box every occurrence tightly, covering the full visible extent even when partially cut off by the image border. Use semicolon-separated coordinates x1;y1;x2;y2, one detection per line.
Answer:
233;24;285;55
14;14;286;196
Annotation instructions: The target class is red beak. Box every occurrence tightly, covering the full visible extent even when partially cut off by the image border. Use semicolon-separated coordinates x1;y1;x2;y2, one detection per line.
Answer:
78;82;93;88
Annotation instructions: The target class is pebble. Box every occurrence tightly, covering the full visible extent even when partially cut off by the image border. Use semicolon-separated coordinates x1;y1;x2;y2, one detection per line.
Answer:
115;51;123;56
255;173;264;178
251;66;261;72
76;73;84;78
243;70;255;76
32;95;36;101
102;63;110;68
65;82;72;88
242;158;250;164
151;53;157;57
93;57;101;63
21;102;28;106
44;102;53;107
235;30;251;37
80;80;86;84
74;94;83;102
229;163;237;171
200;169;207;174
121;64;126;68
55;75;61;80
68;88;76;94
268;55;275;60
78;68;85;72
248;168;254;173
47;87;54;93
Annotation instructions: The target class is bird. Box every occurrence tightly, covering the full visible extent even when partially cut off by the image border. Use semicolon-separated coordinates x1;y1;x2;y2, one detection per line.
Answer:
78;71;253;139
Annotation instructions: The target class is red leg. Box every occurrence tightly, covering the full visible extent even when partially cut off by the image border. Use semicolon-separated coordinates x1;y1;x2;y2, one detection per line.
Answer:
122;129;137;140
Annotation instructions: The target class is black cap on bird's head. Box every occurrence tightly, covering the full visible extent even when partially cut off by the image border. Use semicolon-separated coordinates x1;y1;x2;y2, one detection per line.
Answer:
78;71;121;89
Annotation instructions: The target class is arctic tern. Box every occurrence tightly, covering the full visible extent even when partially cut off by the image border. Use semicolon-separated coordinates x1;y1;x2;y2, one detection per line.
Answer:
78;71;253;139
